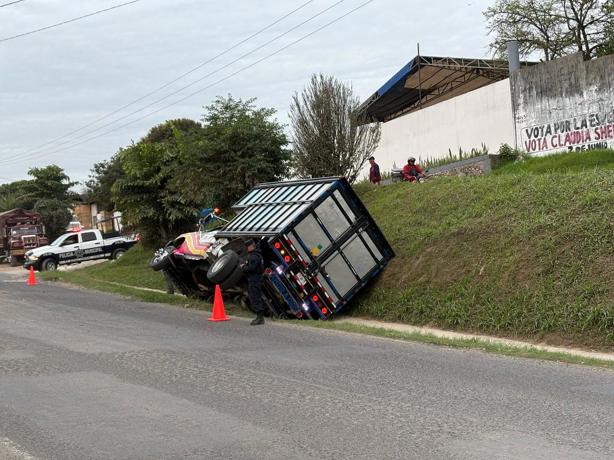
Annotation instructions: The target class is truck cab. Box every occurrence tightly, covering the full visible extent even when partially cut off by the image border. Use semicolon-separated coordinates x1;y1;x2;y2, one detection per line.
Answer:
0;208;48;266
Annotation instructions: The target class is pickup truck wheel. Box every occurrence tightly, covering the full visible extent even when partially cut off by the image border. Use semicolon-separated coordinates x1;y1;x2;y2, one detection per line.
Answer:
111;248;126;260
207;250;239;284
220;265;244;290
41;258;57;271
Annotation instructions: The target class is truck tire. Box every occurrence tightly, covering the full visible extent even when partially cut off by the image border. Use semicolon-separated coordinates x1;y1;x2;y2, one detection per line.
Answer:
149;248;172;271
220;265;244;290
9;255;20;267
111;248;126;260
207;250;239;284
41;258;57;271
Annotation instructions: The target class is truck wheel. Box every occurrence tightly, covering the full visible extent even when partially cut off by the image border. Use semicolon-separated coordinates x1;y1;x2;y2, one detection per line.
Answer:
111;248;126;260
149;248;172;271
207;250;239;284
41;258;57;271
9;256;20;267
220;265;244;290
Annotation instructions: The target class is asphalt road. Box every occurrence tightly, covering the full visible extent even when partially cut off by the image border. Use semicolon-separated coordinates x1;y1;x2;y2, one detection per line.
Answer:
1;267;613;460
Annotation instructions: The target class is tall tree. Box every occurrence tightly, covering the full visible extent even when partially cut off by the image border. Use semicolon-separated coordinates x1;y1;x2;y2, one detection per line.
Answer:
484;0;614;60
290;74;381;184
0;180;35;211
33;199;73;240
27;165;77;203
191;95;289;209
562;0;614;59
141;118;201;144
484;0;570;60
84;154;125;211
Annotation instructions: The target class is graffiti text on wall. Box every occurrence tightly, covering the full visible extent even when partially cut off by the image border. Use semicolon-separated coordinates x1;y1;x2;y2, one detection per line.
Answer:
523;109;614;154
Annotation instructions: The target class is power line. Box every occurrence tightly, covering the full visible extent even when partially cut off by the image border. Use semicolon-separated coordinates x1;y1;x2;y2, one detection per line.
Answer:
2;0;346;165
5;0;315;163
0;0;142;43
0;0;26;8
1;0;376;165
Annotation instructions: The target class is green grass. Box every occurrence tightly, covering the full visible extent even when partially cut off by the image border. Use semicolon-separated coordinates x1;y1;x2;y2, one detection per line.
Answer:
494;149;614;174
46;244;168;291
354;157;614;349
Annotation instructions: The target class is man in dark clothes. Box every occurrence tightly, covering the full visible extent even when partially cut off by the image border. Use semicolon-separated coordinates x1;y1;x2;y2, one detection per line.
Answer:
241;239;266;325
369;156;381;185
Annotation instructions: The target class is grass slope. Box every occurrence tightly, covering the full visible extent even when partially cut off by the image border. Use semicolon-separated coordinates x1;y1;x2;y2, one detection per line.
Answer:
355;151;614;348
495;149;614;174
49;244;167;291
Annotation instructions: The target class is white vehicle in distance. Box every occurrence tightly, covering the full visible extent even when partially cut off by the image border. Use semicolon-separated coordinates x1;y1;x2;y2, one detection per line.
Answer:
24;228;138;271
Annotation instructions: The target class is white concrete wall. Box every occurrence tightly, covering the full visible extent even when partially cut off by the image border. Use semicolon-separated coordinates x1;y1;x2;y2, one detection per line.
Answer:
367;79;514;174
512;53;614;156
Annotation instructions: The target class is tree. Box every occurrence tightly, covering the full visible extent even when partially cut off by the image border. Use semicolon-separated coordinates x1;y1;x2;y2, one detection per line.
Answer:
141;118;201;144
484;0;614;60
112;120;206;245
33;199;72;240
191;95;290;209
484;0;570;60
84;154;125;211
0;180;35;211
289;74;381;184
562;0;614;60
27;165;78;203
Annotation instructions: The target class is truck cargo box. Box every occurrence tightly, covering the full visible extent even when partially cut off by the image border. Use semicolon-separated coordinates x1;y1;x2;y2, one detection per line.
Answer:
215;177;395;318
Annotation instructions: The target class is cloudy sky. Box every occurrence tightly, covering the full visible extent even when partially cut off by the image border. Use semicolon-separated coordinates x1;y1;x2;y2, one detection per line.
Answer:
0;0;494;186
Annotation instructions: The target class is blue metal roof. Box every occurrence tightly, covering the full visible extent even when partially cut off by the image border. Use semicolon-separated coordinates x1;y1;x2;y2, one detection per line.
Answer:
357;56;515;123
376;59;416;96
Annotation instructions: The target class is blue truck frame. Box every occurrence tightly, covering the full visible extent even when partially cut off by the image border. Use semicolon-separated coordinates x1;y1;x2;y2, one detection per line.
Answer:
216;177;395;319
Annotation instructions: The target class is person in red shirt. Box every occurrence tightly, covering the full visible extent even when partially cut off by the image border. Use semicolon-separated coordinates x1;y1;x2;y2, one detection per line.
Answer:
402;157;427;182
368;156;381;185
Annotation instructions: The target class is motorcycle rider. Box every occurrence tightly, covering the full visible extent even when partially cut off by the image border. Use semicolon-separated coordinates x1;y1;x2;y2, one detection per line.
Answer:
402;157;427;182
241;239;266;325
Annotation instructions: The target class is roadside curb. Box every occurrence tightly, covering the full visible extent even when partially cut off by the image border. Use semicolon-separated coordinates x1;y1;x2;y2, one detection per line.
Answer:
338;318;614;363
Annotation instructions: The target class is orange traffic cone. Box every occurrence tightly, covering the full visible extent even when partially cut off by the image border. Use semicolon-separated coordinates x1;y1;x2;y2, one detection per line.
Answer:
27;266;37;286
208;284;230;322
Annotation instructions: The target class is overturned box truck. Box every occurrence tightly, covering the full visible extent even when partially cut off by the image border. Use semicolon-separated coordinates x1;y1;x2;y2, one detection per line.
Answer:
150;177;394;319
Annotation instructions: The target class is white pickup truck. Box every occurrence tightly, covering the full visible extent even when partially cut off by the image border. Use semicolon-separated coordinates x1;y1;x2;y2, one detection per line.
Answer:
24;229;137;271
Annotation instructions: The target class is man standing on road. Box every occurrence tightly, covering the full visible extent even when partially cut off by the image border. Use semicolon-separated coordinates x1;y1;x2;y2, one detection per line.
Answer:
242;239;266;325
369;156;381;185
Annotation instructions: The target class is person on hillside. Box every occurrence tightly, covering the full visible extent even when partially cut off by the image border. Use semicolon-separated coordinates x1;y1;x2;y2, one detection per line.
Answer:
241;239;266;325
369;156;381;185
402;157;427;182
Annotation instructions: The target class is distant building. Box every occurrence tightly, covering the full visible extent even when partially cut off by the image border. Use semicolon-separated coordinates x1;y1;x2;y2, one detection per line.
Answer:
357;52;614;175
73;198;122;233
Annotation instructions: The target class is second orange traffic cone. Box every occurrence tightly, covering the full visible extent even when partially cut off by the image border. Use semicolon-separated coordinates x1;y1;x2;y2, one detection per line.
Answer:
27;266;37;286
208;284;229;322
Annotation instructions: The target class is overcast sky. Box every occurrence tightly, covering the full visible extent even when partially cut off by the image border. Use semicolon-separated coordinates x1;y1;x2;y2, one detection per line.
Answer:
0;0;494;186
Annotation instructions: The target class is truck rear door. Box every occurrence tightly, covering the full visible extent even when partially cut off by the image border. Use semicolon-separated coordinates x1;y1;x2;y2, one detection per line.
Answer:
288;188;388;313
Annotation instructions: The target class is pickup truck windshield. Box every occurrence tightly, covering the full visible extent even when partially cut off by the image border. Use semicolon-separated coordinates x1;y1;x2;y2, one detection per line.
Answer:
50;235;68;246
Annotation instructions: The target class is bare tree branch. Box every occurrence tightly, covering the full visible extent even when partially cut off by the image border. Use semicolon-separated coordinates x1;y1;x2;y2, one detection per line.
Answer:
289;74;381;184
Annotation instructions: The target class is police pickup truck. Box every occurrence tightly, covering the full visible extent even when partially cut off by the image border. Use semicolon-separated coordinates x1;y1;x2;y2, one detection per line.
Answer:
24;228;137;271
